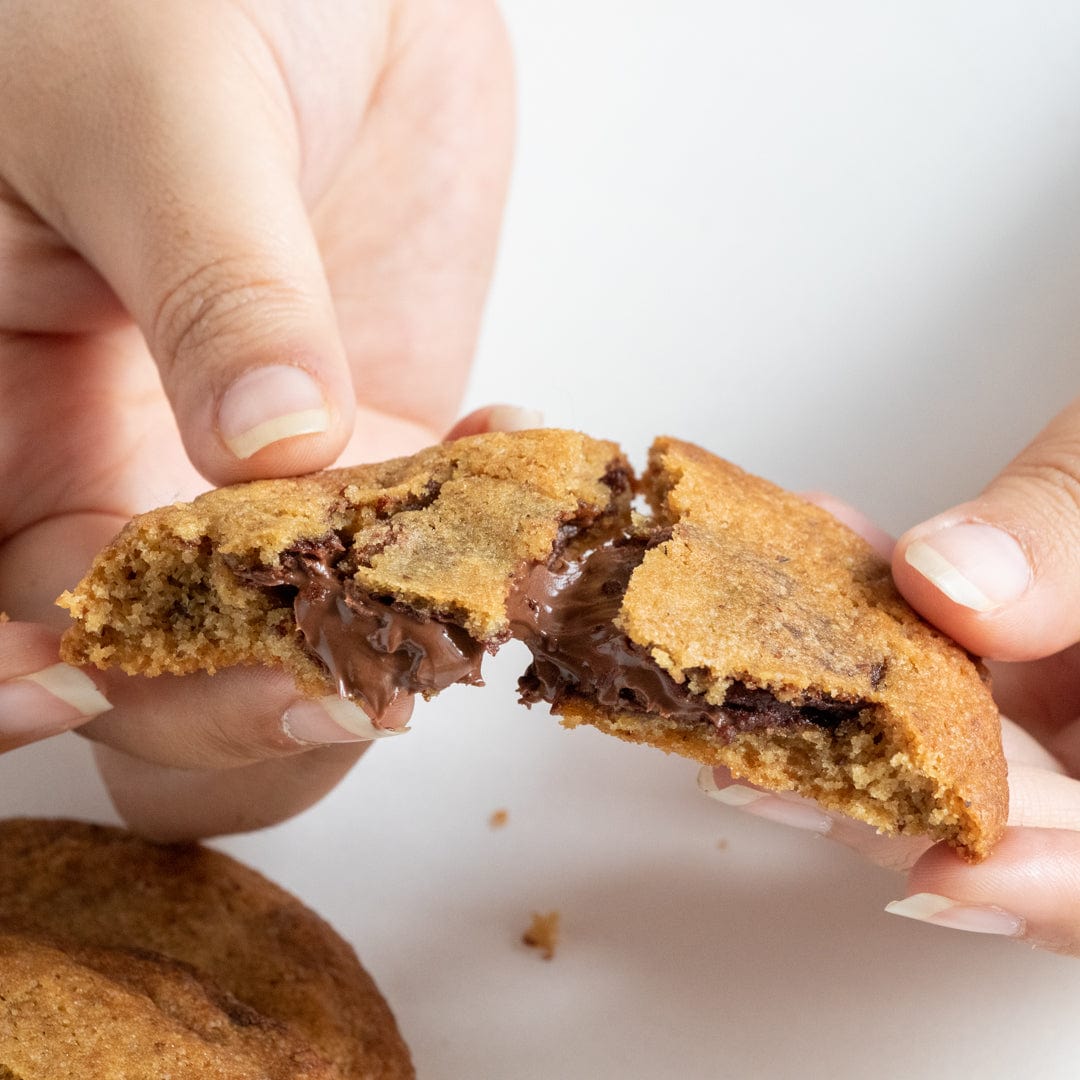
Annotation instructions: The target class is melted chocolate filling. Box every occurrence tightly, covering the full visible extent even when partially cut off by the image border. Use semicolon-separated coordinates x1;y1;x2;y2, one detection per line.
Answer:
239;531;866;734
508;537;864;735
239;537;484;721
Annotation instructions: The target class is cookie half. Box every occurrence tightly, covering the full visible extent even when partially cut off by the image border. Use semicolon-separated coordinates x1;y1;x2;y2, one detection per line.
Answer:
0;818;412;1080
514;438;1006;861
59;430;630;718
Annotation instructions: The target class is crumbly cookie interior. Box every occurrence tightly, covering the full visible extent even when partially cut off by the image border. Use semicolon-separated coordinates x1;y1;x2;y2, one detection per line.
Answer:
562;701;966;848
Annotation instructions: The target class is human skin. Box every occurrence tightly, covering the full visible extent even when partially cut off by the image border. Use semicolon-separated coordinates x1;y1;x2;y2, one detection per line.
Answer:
0;0;516;838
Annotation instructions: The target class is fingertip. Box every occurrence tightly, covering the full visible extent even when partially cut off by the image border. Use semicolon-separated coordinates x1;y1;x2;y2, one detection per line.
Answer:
883;891;1025;939
187;356;356;485
896;827;1080;953
893;515;1042;660
1;621;112;748
283;693;414;745
898;520;1031;612
696;768;834;834
217;364;333;461
444;404;544;441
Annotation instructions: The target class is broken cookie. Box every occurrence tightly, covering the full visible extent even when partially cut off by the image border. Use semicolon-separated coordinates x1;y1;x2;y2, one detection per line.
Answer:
59;431;1006;860
59;429;631;715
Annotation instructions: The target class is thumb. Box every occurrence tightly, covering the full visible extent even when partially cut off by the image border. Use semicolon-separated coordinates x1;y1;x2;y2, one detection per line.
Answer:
3;6;354;484
894;397;1080;661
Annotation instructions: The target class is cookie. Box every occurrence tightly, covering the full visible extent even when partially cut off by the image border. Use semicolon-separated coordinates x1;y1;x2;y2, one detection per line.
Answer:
58;432;1005;858
0;818;413;1079
0;932;338;1079
518;438;1006;861
59;429;630;717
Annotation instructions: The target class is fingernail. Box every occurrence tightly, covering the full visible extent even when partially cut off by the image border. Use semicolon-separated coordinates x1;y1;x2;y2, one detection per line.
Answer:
0;663;112;737
699;774;767;806
218;365;330;459
696;769;832;833
282;695;407;744
904;524;1031;613
885;892;1024;937
486;405;544;432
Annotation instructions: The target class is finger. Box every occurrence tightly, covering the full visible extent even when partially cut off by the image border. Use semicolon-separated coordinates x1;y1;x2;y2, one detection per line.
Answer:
885;828;1080;955
0;620;111;752
80;664;413;772
82;662;414;840
894;396;1080;661
1;5;356;484
443;405;544;441
93;742;370;842
697;765;932;870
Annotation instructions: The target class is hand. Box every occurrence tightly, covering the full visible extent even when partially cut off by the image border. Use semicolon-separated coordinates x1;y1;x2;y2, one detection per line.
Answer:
699;403;1080;956
0;0;515;839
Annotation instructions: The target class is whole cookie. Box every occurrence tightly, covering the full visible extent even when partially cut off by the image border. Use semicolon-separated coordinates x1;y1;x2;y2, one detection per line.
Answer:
0;818;413;1080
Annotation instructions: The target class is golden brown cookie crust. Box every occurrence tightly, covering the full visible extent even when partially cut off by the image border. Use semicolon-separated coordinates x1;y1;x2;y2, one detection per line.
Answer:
0;930;338;1080
0;818;413;1080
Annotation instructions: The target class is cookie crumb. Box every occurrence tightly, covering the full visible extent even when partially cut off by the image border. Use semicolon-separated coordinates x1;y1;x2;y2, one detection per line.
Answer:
489;809;509;829
0;611;9;623
522;911;559;960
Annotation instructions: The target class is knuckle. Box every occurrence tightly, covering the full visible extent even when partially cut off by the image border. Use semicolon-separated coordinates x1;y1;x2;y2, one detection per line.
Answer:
149;256;307;378
198;706;297;767
1007;453;1080;532
1000;441;1080;572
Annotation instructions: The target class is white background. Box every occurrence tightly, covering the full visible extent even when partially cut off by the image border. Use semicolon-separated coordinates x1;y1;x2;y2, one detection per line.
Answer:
5;3;1080;1077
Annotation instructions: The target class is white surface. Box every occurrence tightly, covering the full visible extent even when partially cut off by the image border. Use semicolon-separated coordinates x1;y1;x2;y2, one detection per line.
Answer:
5;3;1080;1077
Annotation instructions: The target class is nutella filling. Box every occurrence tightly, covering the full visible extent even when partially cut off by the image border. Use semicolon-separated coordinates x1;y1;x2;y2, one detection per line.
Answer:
239;538;484;722
508;536;865;735
240;531;864;735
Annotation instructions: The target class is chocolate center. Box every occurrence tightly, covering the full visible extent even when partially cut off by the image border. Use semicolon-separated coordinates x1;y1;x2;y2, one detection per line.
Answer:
240;532;865;734
239;538;484;720
508;537;865;734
